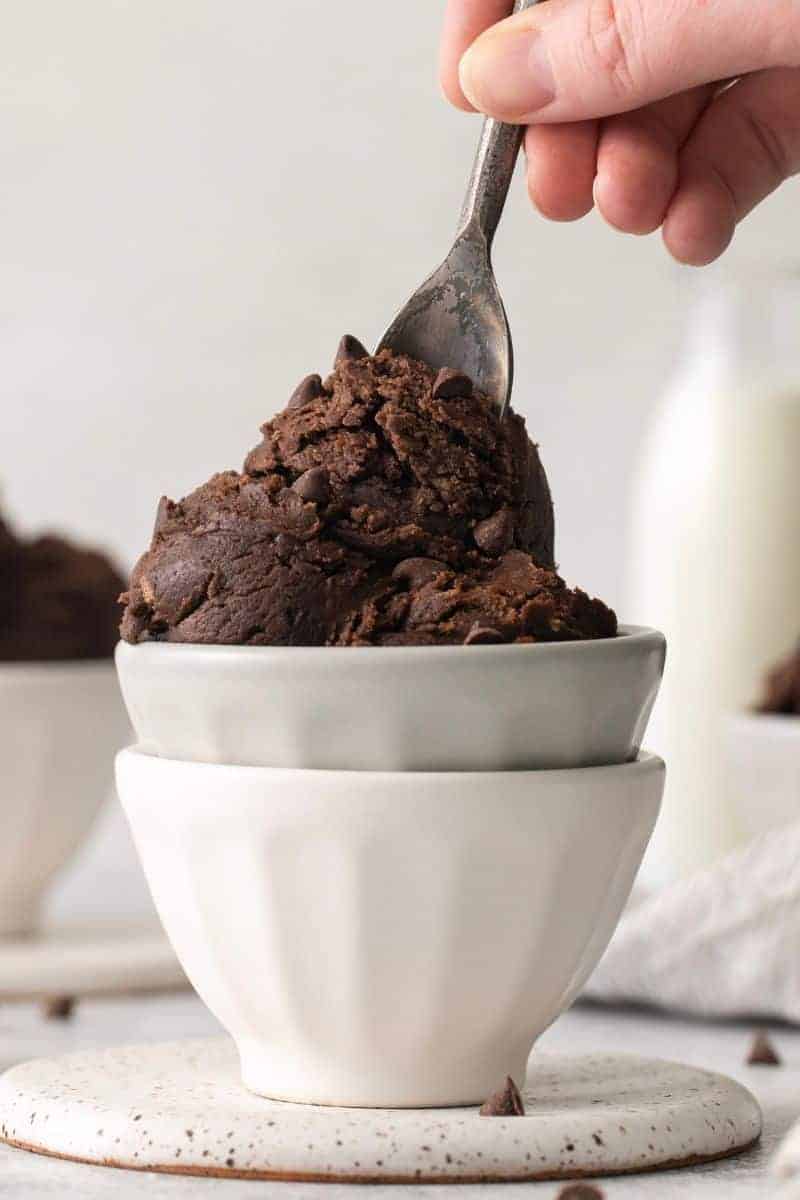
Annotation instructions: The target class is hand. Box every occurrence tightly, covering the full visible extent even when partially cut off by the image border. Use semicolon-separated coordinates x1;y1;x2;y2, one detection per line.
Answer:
440;0;800;264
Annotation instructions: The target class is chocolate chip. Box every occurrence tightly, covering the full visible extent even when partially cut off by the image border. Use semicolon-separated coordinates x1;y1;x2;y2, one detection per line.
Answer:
287;374;324;411
473;509;515;557
479;1076;525;1116
392;557;450;589
207;570;225;599
464;623;505;646
556;1185;605;1200
746;1030;781;1066
243;443;273;475
433;367;473;400
758;642;800;714
274;533;297;564
153;496;175;539
42;995;75;1021
292;467;330;505
335;335;369;366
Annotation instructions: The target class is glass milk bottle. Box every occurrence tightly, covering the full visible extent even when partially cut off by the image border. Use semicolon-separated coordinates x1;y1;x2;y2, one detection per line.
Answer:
628;265;800;883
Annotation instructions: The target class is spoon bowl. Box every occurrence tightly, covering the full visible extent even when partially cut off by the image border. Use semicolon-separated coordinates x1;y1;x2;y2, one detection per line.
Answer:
379;0;540;416
378;197;513;412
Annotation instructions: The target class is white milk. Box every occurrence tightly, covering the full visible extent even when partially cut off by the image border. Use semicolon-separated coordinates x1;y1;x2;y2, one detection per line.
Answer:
628;269;800;882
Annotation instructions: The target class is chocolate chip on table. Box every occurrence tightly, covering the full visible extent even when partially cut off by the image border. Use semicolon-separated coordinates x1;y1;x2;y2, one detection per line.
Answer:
287;373;324;411
746;1030;781;1065
473;509;515;557
432;367;473;400
391;557;450;589
479;1076;525;1116
335;334;369;365
464;624;505;646
42;995;76;1021
555;1185;605;1200
292;467;331;505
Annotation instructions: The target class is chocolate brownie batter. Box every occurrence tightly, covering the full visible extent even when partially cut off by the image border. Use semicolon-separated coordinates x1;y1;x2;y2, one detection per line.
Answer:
0;516;125;661
758;641;800;715
121;339;616;647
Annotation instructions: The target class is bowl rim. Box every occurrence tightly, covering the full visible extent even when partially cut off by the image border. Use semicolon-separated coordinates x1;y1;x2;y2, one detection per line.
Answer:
726;710;800;738
117;744;664;782
0;658;117;682
115;624;664;665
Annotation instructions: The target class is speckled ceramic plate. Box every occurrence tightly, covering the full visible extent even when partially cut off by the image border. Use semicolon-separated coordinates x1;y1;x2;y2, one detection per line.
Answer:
0;1039;761;1183
0;923;186;1003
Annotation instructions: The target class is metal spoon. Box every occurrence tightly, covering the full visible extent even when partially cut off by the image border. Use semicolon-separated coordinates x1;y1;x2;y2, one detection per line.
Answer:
378;0;541;418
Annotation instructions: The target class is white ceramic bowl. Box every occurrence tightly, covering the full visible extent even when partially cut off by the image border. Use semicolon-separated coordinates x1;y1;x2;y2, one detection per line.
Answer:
725;712;800;840
117;747;664;1107
115;626;665;771
0;662;131;936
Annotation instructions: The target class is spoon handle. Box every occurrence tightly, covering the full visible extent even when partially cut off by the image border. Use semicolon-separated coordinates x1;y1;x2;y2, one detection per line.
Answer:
456;0;543;247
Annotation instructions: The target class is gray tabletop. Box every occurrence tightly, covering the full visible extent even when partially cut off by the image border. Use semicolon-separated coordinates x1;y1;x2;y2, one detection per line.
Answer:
0;993;796;1198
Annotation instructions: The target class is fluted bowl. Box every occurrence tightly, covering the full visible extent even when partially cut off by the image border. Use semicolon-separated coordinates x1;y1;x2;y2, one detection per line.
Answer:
117;747;663;1107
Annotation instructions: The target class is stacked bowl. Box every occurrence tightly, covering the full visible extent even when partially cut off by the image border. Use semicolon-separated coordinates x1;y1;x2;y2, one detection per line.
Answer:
115;625;666;1108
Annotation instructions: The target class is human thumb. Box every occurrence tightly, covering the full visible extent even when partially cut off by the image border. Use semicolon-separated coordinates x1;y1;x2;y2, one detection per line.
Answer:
458;0;800;123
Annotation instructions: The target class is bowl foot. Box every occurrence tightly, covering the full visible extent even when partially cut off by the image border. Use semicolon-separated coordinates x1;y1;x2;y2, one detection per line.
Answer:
238;1037;528;1108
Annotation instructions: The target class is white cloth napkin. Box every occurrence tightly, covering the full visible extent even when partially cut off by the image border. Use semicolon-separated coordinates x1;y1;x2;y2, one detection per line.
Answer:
585;821;800;1022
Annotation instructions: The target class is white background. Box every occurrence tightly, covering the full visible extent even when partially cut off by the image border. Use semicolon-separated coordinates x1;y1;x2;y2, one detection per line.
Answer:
1;1;797;919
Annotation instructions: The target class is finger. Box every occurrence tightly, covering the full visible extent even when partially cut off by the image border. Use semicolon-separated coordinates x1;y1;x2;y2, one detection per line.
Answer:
594;86;715;234
525;121;599;220
664;67;800;264
457;0;800;124
662;173;737;265
440;0;514;111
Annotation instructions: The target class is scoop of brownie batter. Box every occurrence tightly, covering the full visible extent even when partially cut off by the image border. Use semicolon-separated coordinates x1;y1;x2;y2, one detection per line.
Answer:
758;641;800;715
121;338;616;647
0;516;126;661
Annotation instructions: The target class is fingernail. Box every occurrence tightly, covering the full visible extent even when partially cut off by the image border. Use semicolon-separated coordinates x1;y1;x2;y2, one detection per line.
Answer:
459;30;555;120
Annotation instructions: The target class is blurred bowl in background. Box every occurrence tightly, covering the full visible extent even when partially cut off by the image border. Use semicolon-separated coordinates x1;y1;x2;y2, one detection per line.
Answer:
725;712;800;841
115;625;666;772
0;662;130;936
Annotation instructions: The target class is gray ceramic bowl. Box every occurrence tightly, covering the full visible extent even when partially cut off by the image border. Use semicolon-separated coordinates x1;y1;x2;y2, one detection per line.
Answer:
116;626;665;771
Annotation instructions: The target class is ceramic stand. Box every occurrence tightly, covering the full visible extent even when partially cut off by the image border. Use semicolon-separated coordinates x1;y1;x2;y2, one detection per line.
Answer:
0;1038;761;1183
